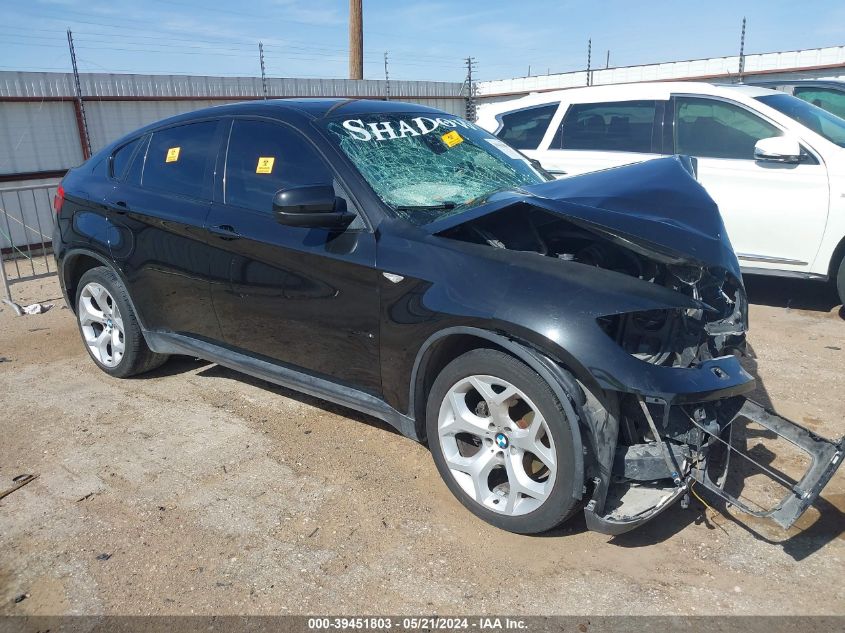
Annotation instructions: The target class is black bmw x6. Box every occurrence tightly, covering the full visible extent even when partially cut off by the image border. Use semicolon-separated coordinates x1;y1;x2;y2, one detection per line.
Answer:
53;99;842;535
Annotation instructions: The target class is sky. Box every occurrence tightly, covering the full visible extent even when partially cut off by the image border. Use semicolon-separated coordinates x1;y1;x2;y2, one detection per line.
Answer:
1;0;844;83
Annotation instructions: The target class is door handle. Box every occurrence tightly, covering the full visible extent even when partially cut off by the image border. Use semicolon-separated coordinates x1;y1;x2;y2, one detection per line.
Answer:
208;224;241;240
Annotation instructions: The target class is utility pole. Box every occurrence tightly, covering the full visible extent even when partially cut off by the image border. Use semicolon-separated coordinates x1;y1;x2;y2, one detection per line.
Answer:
465;56;477;122
527;64;531;77
66;29;91;159
384;51;390;101
349;0;363;80
738;17;747;83
606;50;610;69
586;38;592;86
259;41;268;100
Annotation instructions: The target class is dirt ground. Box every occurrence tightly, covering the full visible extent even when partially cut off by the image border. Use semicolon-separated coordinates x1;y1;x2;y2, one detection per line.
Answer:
0;272;843;616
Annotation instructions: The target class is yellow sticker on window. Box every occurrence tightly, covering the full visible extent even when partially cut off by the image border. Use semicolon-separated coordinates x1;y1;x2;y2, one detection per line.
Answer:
256;156;275;174
165;147;181;163
441;130;463;148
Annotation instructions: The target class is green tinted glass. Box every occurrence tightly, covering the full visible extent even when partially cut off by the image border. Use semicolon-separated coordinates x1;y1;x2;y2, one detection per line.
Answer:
793;87;845;119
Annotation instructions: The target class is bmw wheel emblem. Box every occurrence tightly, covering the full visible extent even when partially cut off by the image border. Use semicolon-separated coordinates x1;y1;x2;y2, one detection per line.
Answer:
495;432;509;449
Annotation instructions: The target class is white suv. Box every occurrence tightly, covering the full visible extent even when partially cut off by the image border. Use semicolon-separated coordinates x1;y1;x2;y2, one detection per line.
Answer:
477;82;845;303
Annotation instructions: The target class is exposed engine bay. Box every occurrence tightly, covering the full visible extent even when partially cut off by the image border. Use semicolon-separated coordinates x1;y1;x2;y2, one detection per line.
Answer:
439;203;747;369
437;200;842;535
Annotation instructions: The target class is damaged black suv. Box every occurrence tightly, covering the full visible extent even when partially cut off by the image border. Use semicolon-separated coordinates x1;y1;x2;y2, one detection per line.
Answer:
53;100;843;534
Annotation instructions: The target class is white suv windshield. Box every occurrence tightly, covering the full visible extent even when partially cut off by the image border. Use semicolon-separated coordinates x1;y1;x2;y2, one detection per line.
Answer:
324;113;547;225
756;93;845;148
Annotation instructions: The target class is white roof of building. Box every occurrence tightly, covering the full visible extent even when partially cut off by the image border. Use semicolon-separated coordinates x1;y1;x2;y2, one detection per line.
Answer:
476;45;845;97
480;82;779;112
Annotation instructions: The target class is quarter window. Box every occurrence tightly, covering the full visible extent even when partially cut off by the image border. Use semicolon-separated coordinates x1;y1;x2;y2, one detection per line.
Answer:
110;137;140;180
125;135;149;186
552;100;658;152
674;97;781;160
224;119;333;213
142;121;218;199
496;104;558;149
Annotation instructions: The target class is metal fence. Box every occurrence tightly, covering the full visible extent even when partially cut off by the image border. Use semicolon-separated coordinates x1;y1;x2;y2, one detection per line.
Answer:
1;183;57;312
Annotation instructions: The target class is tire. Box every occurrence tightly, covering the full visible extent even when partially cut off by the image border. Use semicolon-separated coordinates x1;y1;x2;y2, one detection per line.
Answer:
75;266;169;378
837;256;845;306
426;348;582;534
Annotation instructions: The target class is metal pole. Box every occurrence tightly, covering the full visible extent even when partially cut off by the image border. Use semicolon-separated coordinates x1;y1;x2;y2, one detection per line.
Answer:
606;50;610;69
66;29;91;159
586;38;592;86
0;194;12;304
1;195;21;278
0;253;11;305
384;51;390;101
259;42;268;100
465;57;477;122
349;0;363;80
738;17;747;83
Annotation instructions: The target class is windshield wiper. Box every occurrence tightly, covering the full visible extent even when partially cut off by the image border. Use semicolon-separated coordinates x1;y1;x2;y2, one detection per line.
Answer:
393;202;457;212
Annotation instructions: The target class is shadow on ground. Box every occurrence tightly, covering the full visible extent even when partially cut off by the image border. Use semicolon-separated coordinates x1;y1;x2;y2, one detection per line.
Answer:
192;361;400;436
133;327;841;559
744;274;843;316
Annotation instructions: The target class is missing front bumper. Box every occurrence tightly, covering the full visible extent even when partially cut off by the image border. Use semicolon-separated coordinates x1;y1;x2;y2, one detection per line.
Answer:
691;398;844;529
583;397;844;535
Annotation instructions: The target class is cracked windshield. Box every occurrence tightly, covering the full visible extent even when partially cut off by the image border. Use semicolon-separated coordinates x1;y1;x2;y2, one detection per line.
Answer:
324;113;547;225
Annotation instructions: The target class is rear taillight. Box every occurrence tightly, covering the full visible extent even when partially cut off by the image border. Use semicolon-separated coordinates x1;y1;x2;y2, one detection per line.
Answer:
54;184;65;214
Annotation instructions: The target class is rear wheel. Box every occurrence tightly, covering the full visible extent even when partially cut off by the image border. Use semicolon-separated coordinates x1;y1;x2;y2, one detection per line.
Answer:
426;348;581;534
837;256;845;306
75;266;168;378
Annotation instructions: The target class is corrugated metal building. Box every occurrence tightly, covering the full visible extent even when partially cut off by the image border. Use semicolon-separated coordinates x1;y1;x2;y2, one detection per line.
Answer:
0;71;467;252
0;71;466;180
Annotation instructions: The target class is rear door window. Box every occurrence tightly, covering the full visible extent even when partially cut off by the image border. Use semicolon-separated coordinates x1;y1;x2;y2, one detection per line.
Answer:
495;104;558;149
674;97;781;160
142;121;219;200
224;119;334;213
551;100;658;152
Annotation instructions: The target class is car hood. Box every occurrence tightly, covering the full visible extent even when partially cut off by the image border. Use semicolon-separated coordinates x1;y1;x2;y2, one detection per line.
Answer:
425;156;741;279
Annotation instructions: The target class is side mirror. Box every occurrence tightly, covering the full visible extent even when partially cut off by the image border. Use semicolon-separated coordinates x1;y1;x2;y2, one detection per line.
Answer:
754;136;804;164
273;185;354;229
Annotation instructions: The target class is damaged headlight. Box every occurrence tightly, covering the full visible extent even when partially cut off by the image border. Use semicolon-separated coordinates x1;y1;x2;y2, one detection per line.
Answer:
598;309;692;366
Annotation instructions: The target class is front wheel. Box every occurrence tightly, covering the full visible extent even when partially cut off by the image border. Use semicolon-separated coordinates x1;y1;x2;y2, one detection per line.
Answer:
75;266;168;378
426;349;582;534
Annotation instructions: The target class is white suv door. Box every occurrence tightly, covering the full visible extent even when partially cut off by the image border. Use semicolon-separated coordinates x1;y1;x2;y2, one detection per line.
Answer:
535;99;666;177
671;95;829;272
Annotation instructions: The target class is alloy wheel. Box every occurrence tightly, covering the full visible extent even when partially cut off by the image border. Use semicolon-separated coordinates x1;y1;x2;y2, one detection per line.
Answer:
78;282;125;368
437;375;557;515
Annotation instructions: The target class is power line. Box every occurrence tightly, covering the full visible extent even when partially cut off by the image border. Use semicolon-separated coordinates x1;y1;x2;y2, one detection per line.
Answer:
0;29;462;65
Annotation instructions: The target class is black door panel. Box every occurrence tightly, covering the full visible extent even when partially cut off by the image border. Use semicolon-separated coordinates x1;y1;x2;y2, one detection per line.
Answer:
206;207;381;394
110;192;220;339
108;120;225;340
206;118;381;394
